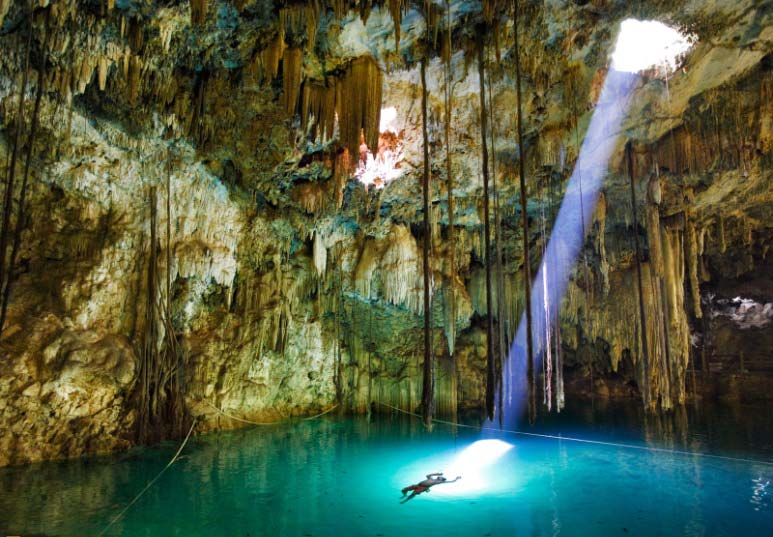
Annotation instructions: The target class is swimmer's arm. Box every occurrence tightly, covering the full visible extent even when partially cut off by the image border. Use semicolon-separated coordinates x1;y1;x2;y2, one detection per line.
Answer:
437;476;462;484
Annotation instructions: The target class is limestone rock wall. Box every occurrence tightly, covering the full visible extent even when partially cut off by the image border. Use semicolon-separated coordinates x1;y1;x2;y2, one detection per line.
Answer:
0;0;770;465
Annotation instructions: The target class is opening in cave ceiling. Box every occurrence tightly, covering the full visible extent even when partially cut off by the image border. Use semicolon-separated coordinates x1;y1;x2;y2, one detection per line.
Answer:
354;106;405;189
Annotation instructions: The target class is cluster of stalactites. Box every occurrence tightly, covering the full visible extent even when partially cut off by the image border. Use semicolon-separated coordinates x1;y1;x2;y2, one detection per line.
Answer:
389;0;408;52
335;56;383;157
271;53;383;158
279;3;320;49
301;81;337;143
187;0;412;58
243;5;384;159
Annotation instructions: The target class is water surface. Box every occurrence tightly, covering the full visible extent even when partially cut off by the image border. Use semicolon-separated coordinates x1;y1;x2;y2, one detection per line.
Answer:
1;400;771;536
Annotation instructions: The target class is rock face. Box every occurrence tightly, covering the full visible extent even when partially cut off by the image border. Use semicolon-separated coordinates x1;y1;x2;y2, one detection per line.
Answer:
0;1;770;465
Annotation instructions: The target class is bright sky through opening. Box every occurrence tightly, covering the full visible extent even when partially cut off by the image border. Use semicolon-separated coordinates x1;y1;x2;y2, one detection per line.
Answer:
611;19;693;73
355;107;404;189
379;106;399;133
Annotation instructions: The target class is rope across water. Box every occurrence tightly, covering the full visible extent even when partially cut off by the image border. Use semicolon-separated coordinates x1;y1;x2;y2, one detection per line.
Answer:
204;400;339;425
375;401;773;467
97;419;198;536
98;403;338;535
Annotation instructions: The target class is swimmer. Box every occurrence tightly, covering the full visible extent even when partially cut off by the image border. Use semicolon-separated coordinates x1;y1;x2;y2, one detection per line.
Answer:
400;472;461;503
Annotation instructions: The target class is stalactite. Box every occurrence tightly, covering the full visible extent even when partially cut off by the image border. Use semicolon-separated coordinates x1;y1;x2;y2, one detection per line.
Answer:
282;48;303;115
1;8;51;334
301;80;336;142
279;5;304;42
388;0;406;53
333;150;349;209
423;0;442;48
512;0;535;424
260;35;286;84
0;16;32;336
336;56;383;162
659;226;678;408
420;56;434;428
644;167;671;409
594;192;610;296
627;142;652;409
128;55;142;105
477;33;495;422
329;0;347;20
98;56;108;91
189;70;208;145
684;212;702;318
313;229;327;276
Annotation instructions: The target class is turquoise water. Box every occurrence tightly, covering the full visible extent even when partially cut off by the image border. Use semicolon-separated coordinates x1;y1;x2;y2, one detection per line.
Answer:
1;402;771;537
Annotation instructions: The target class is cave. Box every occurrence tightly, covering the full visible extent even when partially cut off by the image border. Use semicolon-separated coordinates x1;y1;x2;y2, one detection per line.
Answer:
0;1;771;535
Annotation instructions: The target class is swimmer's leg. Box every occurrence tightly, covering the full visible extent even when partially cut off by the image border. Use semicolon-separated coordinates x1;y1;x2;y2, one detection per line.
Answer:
400;491;419;504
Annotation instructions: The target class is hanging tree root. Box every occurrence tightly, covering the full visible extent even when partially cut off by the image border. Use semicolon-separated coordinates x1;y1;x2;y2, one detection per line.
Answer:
477;31;496;421
1;8;52;333
0;11;33;336
420;53;434;428
512;0;536;423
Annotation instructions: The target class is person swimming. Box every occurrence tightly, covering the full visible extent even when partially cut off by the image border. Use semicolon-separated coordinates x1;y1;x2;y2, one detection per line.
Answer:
400;472;461;503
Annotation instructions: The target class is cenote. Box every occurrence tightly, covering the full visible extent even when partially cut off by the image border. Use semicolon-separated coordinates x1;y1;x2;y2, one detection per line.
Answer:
1;1;772;536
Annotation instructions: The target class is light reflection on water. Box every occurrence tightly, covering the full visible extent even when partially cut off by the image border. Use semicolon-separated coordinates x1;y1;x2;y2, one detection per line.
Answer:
0;400;771;536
